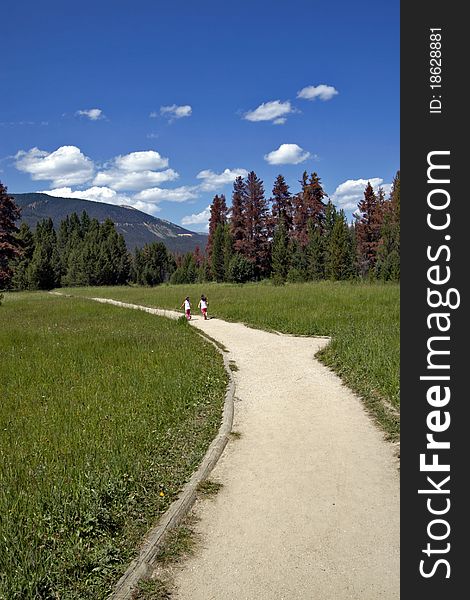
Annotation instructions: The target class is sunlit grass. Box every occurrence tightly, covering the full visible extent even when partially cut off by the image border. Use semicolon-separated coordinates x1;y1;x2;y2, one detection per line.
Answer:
0;292;227;599
65;281;400;438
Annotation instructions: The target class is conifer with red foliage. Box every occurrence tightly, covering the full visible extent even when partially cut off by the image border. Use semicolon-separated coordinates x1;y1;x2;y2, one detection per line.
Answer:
271;174;293;233
355;181;384;275
192;245;204;268
230;176;246;253
292;171;327;246
243;171;270;278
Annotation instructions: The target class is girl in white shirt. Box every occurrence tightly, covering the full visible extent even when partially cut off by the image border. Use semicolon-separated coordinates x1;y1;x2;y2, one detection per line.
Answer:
198;294;208;320
180;296;191;320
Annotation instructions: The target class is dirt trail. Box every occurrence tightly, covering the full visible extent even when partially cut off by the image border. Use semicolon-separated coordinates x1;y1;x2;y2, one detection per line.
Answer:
171;314;399;600
90;299;399;599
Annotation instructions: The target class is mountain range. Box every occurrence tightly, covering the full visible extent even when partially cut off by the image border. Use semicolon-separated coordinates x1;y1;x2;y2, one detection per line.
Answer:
12;193;207;254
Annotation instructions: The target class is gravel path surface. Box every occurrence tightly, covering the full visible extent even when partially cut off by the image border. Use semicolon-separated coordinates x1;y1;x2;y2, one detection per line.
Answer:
169;314;400;600
88;298;399;599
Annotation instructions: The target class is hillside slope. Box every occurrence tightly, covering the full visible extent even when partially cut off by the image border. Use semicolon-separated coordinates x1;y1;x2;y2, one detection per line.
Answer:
12;193;207;254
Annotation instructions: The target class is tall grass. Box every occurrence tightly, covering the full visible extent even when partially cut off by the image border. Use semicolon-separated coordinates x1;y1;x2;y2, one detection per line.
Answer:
0;292;227;599
64;282;400;438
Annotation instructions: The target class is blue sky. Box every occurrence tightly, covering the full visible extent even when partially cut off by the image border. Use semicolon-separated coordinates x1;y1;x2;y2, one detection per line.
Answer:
1;0;399;231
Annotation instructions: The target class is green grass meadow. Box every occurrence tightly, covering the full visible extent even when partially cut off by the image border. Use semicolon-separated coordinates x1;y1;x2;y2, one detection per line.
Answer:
0;281;399;598
65;281;400;438
0;293;227;599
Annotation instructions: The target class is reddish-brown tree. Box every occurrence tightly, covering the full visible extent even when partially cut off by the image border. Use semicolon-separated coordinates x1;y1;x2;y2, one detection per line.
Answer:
229;176;246;253
271;174;293;233
192;245;204;268
0;182;22;288
355;182;384;275
292;172;327;246
375;171;400;280
243;171;270;278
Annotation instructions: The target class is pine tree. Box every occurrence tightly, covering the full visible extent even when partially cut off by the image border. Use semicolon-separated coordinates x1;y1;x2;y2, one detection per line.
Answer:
323;200;337;240
201;256;212;282
390;170;400;226
0;182;22;288
69;212;82;238
305;220;324;280
115;234;130;284
271;217;289;285
97;219;116;284
170;252;197;284
243;171;270;278
134;242;170;285
27;218;60;289
80;218;101;285
321;201;337;275
56;215;71;283
271;174;293;232
131;247;142;284
355;182;384;277
230;176;247;254
223;224;234;280
80;211;91;237
193;246;204;269
192;245;207;282
287;238;307;282
211;224;226;282
292;172;327;247
206;194;228;260
227;253;254;283
376;171;400;281
10;223;35;289
62;213;85;286
325;210;355;280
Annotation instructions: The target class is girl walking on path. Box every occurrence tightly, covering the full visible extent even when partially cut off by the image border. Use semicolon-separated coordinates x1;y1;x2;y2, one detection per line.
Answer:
181;296;191;320
198;294;208;320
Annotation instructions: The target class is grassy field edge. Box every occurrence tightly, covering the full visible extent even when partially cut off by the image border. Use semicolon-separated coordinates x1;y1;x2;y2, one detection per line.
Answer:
61;282;400;441
0;292;228;599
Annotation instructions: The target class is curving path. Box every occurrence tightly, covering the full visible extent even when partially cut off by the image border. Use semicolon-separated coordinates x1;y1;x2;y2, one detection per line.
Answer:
176;315;398;599
92;298;399;599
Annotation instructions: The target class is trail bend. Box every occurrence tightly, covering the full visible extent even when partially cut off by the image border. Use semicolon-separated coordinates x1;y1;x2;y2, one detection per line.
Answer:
91;298;399;599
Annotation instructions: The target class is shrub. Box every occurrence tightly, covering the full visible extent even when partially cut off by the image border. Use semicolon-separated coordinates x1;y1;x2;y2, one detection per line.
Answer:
227;254;254;283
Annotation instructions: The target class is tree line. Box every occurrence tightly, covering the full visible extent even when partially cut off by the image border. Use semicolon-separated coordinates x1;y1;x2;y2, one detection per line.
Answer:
1;170;399;292
172;169;400;285
0;182;177;290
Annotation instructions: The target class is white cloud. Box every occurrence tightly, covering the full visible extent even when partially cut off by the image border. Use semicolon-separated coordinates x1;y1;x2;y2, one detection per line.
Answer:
330;178;392;210
273;117;286;125
15;145;94;187
93;168;178;191
75;108;104;120
149;111;158;118
129;200;162;216
38;185;195;216
264;143;310;165
297;84;338;101
88;150;175;191
244;100;294;123
196;168;248;191
134;186;199;203
39;186;132;205
181;205;211;230
114;150;169;171
160;104;192;121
